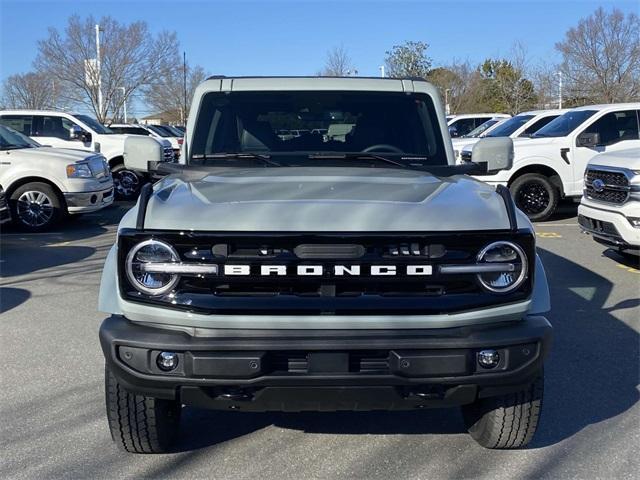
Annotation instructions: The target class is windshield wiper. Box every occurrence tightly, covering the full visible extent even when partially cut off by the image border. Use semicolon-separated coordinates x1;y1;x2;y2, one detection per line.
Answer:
307;152;408;169
193;152;283;167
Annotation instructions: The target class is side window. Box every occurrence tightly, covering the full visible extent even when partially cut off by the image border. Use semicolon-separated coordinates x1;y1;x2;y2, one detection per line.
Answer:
0;115;33;135
520;116;557;136
453;118;476;136
474;117;492;129
582;110;639;146
34;115;74;139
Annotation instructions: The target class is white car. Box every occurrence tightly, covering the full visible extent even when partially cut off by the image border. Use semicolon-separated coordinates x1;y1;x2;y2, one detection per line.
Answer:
0;125;113;231
578;148;640;255
455;109;568;163
109;124;182;162
447;113;510;138
471;103;640;221
0;111;174;199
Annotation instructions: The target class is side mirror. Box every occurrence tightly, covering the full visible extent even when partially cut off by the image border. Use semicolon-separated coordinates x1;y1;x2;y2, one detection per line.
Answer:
471;137;513;174
576;132;600;148
448;126;459;138
124;136;163;173
70;125;91;143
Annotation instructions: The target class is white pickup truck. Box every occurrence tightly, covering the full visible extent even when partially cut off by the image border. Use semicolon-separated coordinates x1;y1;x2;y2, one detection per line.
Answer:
0;110;174;200
0;125;113;231
578;148;640;256
447;113;510;138
470;104;640;221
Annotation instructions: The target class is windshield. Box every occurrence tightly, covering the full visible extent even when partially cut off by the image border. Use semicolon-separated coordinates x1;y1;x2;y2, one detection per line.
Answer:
163;125;184;137
0;125;41;150
486;114;535;137
462;119;500;138
533;110;597;138
190;90;447;166
75;114;113;134
147;125;172;137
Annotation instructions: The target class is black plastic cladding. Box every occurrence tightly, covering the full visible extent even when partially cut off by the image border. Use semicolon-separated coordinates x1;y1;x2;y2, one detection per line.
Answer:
117;229;535;315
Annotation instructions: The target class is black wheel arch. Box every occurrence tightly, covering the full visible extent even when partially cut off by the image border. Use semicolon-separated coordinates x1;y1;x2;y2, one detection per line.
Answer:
507;165;565;198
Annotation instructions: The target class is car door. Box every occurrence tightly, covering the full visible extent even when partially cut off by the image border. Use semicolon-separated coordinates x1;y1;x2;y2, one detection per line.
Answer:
30;115;92;151
570;109;640;194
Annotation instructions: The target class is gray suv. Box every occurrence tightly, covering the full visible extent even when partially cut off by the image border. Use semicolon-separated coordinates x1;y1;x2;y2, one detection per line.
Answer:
99;76;552;453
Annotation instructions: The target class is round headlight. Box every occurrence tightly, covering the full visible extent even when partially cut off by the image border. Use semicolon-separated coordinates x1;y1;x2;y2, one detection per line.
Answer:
476;241;528;293
125;239;180;296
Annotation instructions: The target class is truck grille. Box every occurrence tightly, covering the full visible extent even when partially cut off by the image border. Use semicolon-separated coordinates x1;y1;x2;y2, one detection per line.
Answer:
585;168;630;204
460;150;472;163
118;230;535;315
163;146;175;162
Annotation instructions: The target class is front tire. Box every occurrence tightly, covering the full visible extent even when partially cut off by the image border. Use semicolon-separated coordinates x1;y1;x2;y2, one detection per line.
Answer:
461;374;544;449
111;164;142;201
105;366;181;453
9;182;64;232
510;173;559;222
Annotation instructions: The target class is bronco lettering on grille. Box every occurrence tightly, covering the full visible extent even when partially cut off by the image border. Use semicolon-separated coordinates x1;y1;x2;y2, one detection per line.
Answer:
223;264;433;276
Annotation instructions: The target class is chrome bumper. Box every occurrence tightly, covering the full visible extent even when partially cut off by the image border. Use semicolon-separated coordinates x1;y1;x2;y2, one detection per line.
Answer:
64;186;114;213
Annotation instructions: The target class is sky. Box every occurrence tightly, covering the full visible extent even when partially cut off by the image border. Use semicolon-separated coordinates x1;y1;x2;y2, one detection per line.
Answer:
0;0;637;115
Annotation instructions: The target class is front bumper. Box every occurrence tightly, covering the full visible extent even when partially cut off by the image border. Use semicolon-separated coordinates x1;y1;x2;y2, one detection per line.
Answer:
64;186;114;213
578;203;640;250
100;314;552;411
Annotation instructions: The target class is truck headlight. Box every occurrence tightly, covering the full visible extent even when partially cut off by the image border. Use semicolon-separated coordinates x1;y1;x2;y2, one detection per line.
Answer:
476;241;527;293
66;163;93;178
125;239;180;295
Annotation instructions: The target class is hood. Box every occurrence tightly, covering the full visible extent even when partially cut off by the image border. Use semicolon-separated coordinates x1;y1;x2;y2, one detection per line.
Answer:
142;167;514;232
10;146;98;162
588;147;640;170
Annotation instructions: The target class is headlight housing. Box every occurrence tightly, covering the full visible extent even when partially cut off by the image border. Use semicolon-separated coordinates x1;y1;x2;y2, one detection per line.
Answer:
66;163;93;178
125;239;180;296
476;241;528;293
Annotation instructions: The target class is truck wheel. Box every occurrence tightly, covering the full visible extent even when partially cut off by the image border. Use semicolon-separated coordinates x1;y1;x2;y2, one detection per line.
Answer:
461;374;544;449
510;174;559;222
105;366;181;453
9;182;64;232
111;164;142;201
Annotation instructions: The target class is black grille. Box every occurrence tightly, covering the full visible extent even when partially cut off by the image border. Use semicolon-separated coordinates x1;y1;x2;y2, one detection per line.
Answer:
163;146;174;162
578;214;620;237
118;229;535;315
585;168;630;204
460;150;472;163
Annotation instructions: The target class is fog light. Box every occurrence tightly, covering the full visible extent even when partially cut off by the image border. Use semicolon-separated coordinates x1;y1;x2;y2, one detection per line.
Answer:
157;352;179;371
478;349;500;369
628;217;640;228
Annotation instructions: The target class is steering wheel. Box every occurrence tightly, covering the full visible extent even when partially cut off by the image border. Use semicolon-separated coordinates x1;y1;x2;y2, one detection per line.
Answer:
362;144;403;154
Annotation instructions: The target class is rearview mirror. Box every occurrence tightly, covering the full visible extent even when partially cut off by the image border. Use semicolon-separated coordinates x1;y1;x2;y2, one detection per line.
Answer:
124;136;163;173
471;137;513;174
576;132;600;148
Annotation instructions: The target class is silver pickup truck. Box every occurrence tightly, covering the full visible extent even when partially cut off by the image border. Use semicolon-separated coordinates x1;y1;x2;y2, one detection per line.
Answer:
98;76;552;453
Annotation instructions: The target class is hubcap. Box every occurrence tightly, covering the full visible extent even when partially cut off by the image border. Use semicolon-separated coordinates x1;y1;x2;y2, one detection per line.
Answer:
17;190;54;227
113;170;140;197
516;182;550;215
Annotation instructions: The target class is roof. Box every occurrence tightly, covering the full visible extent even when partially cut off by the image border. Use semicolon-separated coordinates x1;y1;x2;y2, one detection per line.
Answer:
570;102;640;111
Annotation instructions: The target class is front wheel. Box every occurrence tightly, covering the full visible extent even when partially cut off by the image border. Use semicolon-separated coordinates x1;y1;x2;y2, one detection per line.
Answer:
105;366;181;453
9;182;64;232
111;164;142;201
461;374;544;449
510;174;559;222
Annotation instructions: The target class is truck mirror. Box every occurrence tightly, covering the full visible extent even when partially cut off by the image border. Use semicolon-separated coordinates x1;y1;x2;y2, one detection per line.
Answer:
448;125;459;138
471;137;513;174
124;136;163;173
576;132;600;148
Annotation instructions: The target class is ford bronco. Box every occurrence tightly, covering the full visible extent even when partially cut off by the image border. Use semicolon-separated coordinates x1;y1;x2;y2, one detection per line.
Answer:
98;76;552;453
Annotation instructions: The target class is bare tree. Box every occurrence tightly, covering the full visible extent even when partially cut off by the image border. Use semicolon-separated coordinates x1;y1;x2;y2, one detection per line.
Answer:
385;41;432;79
35;15;178;123
556;7;640;103
532;61;562;109
143;63;208;124
321;46;355;76
1;72;65;110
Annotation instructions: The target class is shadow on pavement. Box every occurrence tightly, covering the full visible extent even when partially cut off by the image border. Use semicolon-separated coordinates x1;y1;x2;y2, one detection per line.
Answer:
531;247;639;448
0;287;31;313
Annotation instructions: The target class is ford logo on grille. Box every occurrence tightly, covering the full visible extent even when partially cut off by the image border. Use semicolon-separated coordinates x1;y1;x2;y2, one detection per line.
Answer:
592;178;606;192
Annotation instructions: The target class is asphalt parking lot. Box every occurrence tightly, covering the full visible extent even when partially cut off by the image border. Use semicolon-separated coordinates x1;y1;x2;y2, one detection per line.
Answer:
1;202;638;480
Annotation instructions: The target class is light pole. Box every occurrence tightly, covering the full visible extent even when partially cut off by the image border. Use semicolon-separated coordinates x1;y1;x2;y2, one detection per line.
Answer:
95;24;103;120
379;65;385;78
445;88;451;116
119;87;127;122
557;71;563;109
